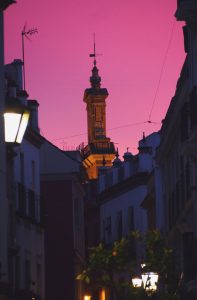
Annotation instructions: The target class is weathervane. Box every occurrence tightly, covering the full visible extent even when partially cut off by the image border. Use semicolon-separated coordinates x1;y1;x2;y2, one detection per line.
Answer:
21;24;38;90
89;33;102;66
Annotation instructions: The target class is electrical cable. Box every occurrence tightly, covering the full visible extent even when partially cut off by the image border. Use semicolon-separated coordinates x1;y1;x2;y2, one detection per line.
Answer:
42;21;175;147
148;19;176;122
50;119;161;142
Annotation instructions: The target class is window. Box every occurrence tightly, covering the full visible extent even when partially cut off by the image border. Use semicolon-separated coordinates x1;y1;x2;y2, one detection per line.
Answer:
128;206;135;232
175;181;180;217
74;198;82;230
102;219;106;242
172;192;175;222
169;192;175;228
183;25;189;53
105;173;113;189
31;160;35;190
190;87;197;128
15;256;20;289
180;156;185;208
185;161;191;200
18;182;26;214
180;103;189;142
118;166;124;182
25;260;31;290
36;263;42;295
117;211;123;240
20;152;24;183
95;106;102;122
168;197;172;229
93;223;99;246
183;232;197;281
28;189;35;219
105;216;112;242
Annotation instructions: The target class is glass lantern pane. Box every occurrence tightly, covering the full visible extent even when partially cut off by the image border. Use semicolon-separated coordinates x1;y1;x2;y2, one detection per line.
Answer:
4;113;21;142
132;277;142;287
16;111;30;143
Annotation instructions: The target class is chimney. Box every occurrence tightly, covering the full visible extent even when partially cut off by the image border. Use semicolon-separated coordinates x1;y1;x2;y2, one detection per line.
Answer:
28;100;40;133
12;59;23;90
7;80;17;98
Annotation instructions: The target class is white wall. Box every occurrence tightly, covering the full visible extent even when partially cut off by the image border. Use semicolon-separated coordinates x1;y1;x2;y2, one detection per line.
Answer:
14;139;41;221
13;138;45;297
14;140;40;187
100;185;148;242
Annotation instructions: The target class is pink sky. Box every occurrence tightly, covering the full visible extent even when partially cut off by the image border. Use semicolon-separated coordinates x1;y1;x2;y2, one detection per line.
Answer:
4;0;186;156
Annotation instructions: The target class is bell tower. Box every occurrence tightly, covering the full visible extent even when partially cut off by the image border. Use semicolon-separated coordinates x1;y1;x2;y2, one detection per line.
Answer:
81;40;115;179
85;60;107;143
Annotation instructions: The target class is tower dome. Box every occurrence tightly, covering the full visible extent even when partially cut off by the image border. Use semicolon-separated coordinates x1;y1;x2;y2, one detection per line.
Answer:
113;148;122;167
123;147;133;162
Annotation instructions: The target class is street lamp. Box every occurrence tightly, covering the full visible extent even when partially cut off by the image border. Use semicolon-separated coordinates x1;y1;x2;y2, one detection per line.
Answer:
132;271;159;296
4;98;30;144
83;294;91;300
141;272;159;295
132;277;142;288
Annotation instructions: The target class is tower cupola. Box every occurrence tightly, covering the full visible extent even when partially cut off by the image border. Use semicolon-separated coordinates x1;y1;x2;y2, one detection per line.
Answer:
90;61;101;90
123;147;133;162
113;148;122;167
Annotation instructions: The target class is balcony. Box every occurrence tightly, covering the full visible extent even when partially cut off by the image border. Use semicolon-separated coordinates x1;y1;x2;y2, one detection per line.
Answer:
16;183;42;226
81;142;115;159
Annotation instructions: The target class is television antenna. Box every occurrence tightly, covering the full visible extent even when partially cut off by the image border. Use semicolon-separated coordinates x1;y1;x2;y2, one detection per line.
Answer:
21;24;38;90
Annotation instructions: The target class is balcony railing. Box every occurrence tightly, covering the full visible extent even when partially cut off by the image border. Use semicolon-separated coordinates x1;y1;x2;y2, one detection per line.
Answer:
17;183;41;225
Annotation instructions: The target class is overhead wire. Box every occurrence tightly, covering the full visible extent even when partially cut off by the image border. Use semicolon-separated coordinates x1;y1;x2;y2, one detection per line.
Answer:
48;20;175;146
51;120;161;142
148;19;176;122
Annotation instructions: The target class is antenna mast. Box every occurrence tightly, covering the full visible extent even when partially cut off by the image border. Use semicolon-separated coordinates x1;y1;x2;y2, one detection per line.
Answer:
21;25;38;90
89;33;102;65
93;32;96;66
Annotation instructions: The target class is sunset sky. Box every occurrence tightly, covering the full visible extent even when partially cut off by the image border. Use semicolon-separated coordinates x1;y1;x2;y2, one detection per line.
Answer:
4;0;186;156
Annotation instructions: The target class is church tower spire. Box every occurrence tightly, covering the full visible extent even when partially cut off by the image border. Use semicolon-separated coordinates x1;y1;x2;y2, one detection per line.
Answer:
84;60;108;143
90;63;101;90
81;38;115;179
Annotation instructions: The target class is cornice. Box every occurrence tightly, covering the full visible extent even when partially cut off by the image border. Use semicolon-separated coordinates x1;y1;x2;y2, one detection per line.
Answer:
98;171;149;204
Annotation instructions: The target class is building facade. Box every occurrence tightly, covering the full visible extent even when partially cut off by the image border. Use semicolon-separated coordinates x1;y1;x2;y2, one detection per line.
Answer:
4;59;45;300
99;132;160;254
0;2;16;299
1;7;46;300
11;132;45;300
40;142;86;300
155;1;197;298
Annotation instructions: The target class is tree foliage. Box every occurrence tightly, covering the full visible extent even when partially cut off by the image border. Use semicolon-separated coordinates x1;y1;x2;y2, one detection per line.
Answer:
77;230;179;300
76;237;134;289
